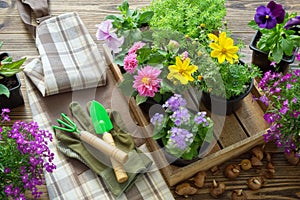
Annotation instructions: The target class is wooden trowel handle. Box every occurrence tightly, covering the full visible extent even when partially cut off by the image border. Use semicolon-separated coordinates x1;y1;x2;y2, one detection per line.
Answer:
80;131;128;164
103;132;128;183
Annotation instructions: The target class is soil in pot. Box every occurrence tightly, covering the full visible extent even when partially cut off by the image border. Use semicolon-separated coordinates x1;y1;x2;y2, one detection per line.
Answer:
201;79;254;115
249;31;297;74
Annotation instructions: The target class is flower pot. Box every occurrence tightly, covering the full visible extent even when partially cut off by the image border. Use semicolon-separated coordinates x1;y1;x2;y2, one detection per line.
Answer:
156;139;211;167
0;53;24;109
249;31;297;74
201;79;254;115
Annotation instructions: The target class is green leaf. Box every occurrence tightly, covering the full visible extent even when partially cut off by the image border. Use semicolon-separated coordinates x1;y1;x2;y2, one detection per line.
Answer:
0;84;10;98
118;73;135;96
105;14;123;21
148;52;166;64
272;45;283;64
138;11;154;24
135;94;147;105
0;57;26;77
281;38;293;56
118;0;129;13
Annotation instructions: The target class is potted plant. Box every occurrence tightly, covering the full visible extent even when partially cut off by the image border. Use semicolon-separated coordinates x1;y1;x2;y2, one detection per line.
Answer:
0;108;56;199
95;0;154;54
194;31;261;115
142;0;226;45
117;28;204;110
248;1;300;74
255;66;300;160
0;41;26;109
150;93;214;166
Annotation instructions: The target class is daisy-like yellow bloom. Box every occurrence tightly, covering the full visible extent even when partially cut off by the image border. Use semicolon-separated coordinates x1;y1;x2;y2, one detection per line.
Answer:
167;56;198;85
209;32;239;64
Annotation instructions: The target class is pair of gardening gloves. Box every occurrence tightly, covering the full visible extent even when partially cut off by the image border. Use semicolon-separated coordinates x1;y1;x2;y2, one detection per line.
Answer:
54;101;153;198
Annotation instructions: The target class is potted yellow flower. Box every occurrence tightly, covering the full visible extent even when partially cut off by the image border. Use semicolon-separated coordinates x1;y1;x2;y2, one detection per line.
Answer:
193;31;261;115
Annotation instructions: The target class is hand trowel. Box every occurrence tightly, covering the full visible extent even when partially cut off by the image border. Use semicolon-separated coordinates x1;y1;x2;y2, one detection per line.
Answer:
90;100;128;183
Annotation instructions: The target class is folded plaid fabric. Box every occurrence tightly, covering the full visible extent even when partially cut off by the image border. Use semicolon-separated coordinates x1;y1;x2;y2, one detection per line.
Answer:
24;12;106;96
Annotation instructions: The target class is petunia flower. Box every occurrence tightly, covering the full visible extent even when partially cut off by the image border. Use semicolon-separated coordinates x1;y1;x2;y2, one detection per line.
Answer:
95;20;124;53
133;66;162;97
209;32;239;64
284;16;300;29
167;56;198;84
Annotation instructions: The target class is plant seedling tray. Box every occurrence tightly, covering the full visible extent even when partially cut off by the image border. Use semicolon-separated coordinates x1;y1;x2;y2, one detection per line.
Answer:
103;45;269;187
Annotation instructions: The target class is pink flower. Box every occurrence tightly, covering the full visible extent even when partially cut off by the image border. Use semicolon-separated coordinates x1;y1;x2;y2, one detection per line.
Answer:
124;53;138;74
128;41;146;54
296;53;300;61
96;20;124;53
133;66;162;97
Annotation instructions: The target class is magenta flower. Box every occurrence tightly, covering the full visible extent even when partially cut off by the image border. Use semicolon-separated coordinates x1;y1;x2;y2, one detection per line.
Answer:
95;20;124;53
128;41;146;54
124;53;138;74
254;1;285;29
133;66;162;97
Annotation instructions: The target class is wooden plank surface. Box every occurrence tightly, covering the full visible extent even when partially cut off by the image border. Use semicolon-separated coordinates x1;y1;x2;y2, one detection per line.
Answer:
1;0;300;199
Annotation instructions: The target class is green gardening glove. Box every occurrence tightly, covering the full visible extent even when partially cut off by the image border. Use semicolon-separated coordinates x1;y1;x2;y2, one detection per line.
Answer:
54;101;152;198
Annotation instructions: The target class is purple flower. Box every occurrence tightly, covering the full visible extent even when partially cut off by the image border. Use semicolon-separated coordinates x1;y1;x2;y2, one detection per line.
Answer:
163;94;187;112
170;107;190;126
296;53;300;61
123;53;138;74
95;20;124;53
254;1;285;29
150;113;164;125
194;112;209;126
284;16;300;29
167;127;194;150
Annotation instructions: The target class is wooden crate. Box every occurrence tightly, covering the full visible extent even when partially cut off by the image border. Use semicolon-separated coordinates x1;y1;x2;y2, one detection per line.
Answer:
103;45;269;187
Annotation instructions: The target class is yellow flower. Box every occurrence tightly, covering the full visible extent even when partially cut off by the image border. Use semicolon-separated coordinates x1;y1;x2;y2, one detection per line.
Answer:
209;32;239;64
167;56;198;85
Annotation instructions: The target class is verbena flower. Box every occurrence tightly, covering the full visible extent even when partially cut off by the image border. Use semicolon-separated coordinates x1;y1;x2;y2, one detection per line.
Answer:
162;93;187;112
167;56;197;84
133;65;162;97
151;94;214;160
254;0;285;29
0;109;56;200
95;20;124;53
256;69;300;157
167;127;193;150
123;53;138;74
208;32;239;64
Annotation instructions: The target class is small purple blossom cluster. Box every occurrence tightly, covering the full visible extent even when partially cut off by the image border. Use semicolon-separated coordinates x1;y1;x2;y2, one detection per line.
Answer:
256;69;300;157
0;109;56;200
151;94;213;159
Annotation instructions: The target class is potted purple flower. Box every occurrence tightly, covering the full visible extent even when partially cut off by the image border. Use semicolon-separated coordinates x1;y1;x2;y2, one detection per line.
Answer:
248;1;300;74
150;94;214;166
0;108;56;199
255;66;300;160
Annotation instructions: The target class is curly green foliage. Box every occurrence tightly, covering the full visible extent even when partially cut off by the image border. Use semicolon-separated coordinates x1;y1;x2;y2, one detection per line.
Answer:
143;0;226;41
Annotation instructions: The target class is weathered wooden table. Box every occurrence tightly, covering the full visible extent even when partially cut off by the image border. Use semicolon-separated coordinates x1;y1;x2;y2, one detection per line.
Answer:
1;0;300;199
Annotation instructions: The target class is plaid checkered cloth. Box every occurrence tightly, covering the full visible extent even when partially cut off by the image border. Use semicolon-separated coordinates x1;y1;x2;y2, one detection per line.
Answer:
23;66;174;199
24;12;106;97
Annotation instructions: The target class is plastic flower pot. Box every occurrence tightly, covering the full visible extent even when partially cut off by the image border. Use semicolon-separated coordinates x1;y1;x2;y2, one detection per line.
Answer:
249;31;297;74
201;79;254;116
0;53;24;109
156;139;211;167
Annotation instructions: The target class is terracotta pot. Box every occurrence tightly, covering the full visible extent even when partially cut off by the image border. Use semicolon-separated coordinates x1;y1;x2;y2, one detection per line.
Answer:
0;53;24;109
201;79;254;115
249;31;297;74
